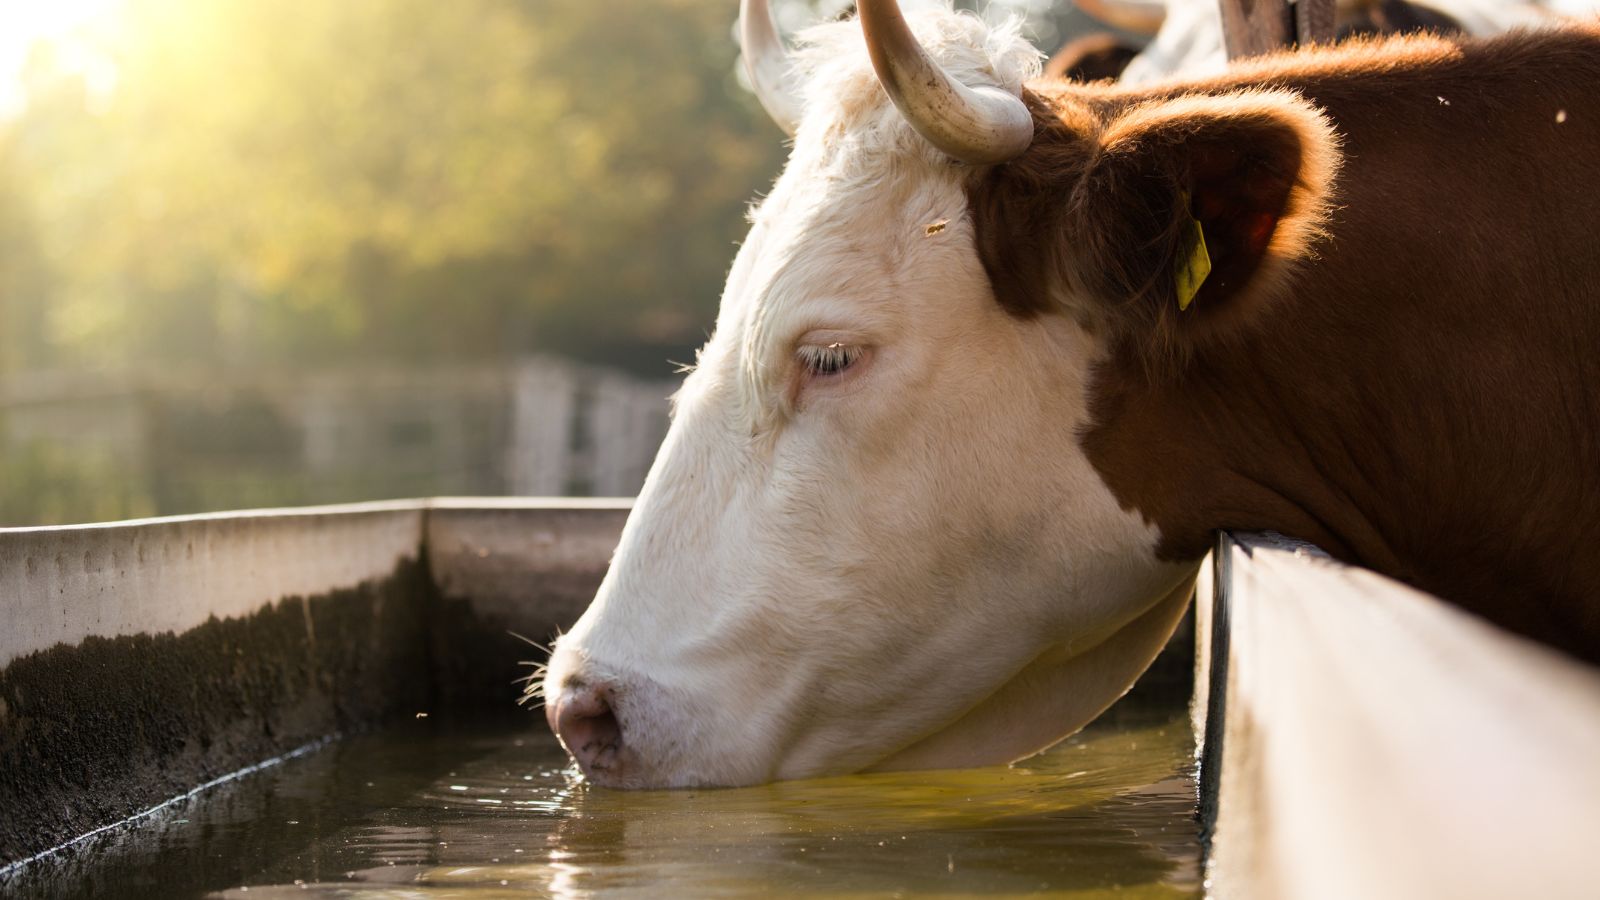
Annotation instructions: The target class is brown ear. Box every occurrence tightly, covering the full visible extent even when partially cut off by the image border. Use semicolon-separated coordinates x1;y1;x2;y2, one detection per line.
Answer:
973;90;1339;363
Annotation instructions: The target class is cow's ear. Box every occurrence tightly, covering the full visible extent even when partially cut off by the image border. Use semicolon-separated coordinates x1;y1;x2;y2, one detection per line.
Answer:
1065;90;1339;358
966;85;1344;361
970;90;1339;361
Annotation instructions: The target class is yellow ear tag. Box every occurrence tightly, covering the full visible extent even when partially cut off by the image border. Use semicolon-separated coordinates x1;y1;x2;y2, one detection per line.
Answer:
1175;201;1212;312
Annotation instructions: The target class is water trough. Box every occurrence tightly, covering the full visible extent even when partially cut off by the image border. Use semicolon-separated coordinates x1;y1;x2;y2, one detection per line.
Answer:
0;498;628;873
2;503;1597;896
1197;532;1600;900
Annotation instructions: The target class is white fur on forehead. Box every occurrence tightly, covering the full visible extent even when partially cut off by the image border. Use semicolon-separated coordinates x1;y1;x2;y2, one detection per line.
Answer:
790;6;1042;157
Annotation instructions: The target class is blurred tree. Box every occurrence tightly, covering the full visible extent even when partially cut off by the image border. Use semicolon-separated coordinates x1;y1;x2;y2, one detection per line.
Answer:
0;0;787;376
0;134;55;374
0;0;1107;525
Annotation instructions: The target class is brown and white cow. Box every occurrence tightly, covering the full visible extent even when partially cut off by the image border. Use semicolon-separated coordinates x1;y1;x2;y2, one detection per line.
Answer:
1049;0;1474;83
540;0;1600;788
1077;0;1558;84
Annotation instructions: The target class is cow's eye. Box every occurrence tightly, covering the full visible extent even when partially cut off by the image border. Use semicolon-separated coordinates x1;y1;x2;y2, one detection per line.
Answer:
797;342;863;378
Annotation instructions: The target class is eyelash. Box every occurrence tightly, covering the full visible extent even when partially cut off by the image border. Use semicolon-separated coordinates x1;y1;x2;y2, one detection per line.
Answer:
797;342;863;378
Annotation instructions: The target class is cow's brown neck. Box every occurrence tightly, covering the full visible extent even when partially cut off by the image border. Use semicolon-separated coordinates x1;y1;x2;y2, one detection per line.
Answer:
975;27;1600;661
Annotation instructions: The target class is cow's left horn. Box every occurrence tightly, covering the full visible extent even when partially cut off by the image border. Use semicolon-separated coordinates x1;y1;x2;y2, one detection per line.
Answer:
741;0;802;135
858;0;1034;165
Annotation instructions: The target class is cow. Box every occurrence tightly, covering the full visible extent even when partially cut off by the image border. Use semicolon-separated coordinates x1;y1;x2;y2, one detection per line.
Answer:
1069;0;1557;84
539;0;1600;789
1045;32;1145;82
1049;0;1476;82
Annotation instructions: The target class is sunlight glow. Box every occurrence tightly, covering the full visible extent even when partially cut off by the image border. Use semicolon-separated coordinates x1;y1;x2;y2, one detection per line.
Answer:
0;0;122;118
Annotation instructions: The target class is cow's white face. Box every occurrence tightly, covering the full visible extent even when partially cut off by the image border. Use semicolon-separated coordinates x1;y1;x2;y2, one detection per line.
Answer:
541;11;1197;788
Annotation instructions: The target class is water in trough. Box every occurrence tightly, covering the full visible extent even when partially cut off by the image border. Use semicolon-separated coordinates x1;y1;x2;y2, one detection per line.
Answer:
10;705;1200;898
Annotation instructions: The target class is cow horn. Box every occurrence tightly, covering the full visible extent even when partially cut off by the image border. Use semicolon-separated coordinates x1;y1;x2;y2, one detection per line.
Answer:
740;0;802;135
1074;0;1167;36
857;0;1035;165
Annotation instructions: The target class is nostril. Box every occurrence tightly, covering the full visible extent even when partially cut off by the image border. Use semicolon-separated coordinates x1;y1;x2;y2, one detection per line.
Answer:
552;685;625;774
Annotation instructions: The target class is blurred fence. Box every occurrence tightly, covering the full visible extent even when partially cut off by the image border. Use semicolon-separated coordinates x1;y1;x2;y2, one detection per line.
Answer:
0;358;678;526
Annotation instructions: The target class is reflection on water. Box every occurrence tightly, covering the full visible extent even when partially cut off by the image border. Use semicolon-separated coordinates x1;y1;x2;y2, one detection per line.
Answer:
10;711;1199;898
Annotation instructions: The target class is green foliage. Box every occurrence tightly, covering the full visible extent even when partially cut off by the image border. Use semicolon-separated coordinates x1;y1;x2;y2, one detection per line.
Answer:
0;436;157;525
0;0;787;375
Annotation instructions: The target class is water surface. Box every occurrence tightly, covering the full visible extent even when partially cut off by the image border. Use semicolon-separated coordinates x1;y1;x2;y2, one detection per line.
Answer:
11;710;1199;898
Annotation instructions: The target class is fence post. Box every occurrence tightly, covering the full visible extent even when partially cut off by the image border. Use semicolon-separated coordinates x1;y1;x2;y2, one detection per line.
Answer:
1293;0;1336;45
1219;0;1335;61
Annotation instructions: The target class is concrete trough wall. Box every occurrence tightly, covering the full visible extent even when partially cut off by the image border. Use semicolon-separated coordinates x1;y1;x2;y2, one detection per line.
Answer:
0;499;628;871
424;498;630;710
1199;532;1600;900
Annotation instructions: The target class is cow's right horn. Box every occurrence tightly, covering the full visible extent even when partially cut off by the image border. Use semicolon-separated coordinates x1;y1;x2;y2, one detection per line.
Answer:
740;0;802;135
857;0;1034;165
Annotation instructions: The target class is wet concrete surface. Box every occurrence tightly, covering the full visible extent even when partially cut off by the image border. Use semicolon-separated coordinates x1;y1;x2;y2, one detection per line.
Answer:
0;558;434;866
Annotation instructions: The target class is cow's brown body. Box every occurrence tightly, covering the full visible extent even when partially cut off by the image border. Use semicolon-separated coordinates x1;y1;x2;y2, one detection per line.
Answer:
974;26;1600;661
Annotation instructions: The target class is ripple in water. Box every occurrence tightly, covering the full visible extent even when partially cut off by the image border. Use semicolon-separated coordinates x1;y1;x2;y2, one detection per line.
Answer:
9;709;1200;898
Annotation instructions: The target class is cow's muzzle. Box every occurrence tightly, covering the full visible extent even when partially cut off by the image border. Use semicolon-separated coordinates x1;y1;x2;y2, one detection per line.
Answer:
546;680;628;784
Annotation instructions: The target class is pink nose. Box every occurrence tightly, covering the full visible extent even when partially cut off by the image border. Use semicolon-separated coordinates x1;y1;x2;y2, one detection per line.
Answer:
547;683;624;777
